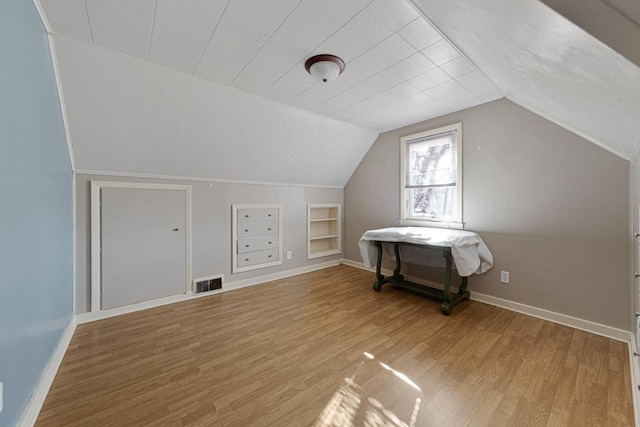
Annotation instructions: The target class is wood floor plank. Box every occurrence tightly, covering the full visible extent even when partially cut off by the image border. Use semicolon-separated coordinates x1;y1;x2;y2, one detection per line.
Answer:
36;265;634;426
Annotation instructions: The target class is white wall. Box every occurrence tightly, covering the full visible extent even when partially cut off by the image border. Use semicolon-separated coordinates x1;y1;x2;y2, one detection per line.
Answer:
75;174;344;314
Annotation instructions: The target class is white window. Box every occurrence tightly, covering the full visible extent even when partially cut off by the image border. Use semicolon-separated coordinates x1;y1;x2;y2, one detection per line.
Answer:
400;123;463;228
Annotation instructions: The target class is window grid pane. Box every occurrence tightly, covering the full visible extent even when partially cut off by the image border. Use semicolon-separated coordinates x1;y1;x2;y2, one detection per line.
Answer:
403;129;459;221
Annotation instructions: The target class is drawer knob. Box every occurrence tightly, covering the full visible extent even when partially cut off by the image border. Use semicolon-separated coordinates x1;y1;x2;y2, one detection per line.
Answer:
245;214;249;218
245;229;249;232
245;258;249;262
268;255;272;258
268;228;272;231
245;244;250;248
268;241;272;244
268;214;272;217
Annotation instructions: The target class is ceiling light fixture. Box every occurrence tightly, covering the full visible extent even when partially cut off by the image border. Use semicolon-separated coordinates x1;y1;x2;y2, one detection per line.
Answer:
304;54;345;83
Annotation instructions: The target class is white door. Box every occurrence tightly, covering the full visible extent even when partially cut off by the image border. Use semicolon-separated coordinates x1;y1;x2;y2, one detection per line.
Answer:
101;187;186;310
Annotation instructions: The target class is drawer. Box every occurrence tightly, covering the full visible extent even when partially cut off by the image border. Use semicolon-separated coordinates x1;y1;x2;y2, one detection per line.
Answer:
237;208;279;223
237;221;278;238
237;248;279;268
237;236;279;254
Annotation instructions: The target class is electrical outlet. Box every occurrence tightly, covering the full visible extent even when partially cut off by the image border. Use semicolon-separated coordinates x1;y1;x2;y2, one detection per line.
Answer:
500;271;510;284
286;250;292;260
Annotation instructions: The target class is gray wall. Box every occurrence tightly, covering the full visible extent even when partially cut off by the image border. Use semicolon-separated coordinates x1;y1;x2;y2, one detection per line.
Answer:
344;98;631;330
76;174;343;314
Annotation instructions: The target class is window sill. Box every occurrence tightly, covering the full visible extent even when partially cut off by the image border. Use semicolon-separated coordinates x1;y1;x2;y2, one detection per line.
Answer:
399;219;464;230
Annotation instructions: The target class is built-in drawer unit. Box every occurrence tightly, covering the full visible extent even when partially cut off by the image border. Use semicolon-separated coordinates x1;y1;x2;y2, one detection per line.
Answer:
237;248;280;268
237;208;279;223
236;222;279;238
232;204;283;273
237;236;279;254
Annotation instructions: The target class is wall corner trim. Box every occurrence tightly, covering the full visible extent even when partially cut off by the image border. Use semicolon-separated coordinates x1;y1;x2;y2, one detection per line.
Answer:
18;318;77;427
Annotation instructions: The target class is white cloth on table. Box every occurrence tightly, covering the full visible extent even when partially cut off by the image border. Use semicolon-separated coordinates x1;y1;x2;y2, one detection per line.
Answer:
358;227;493;277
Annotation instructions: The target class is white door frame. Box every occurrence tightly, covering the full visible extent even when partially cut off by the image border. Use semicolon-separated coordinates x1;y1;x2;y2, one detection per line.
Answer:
90;181;192;312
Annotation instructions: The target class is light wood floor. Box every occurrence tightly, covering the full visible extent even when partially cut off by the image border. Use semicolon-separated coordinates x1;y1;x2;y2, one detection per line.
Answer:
37;265;634;426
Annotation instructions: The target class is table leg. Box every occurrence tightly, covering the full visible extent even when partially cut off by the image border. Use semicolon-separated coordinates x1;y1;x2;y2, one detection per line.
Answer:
393;243;403;279
373;241;384;291
443;251;452;302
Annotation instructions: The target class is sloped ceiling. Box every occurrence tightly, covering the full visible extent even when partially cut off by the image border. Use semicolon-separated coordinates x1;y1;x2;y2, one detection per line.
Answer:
39;0;502;132
37;0;640;187
52;35;377;187
411;0;640;159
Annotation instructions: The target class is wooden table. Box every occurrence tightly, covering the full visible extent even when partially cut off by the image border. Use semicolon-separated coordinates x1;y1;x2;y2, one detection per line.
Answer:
371;240;469;315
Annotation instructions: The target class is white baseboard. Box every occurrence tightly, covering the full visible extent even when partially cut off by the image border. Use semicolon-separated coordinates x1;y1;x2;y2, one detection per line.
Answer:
76;260;342;324
342;259;630;342
470;292;630;342
18;318;77;427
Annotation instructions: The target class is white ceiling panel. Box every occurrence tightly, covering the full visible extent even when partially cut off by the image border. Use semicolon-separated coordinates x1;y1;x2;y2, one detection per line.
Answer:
381;82;420;101
292;0;362;36
407;67;451;91
468;81;503;100
84;0;156;60
361;34;416;69
341;56;384;85
262;74;314;103
331;10;392;57
397;17;442;50
292;83;344;108
39;0;93;43
194;22;264;85
424;80;466;100
398;92;434;108
351;0;375;7
421;39;460;66
310;38;359;63
149;0;227;73
232;42;301;94
221;0;288;41
264;0;302;15
269;15;325;58
366;0;420;31
440;56;475;78
455;69;490;89
344;93;395;116
387;53;436;80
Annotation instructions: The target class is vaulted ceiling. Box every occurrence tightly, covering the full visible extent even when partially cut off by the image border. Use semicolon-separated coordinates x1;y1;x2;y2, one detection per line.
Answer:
35;0;640;186
38;0;502;132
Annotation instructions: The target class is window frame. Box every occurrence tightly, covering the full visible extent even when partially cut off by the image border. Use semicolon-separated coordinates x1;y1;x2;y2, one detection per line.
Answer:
399;122;464;229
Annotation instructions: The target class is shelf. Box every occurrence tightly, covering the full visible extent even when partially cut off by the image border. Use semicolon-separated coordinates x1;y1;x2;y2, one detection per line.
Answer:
310;234;338;240
307;204;341;260
308;248;341;259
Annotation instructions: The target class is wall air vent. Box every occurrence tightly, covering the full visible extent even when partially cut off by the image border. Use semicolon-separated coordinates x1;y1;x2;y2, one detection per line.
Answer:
194;275;223;295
